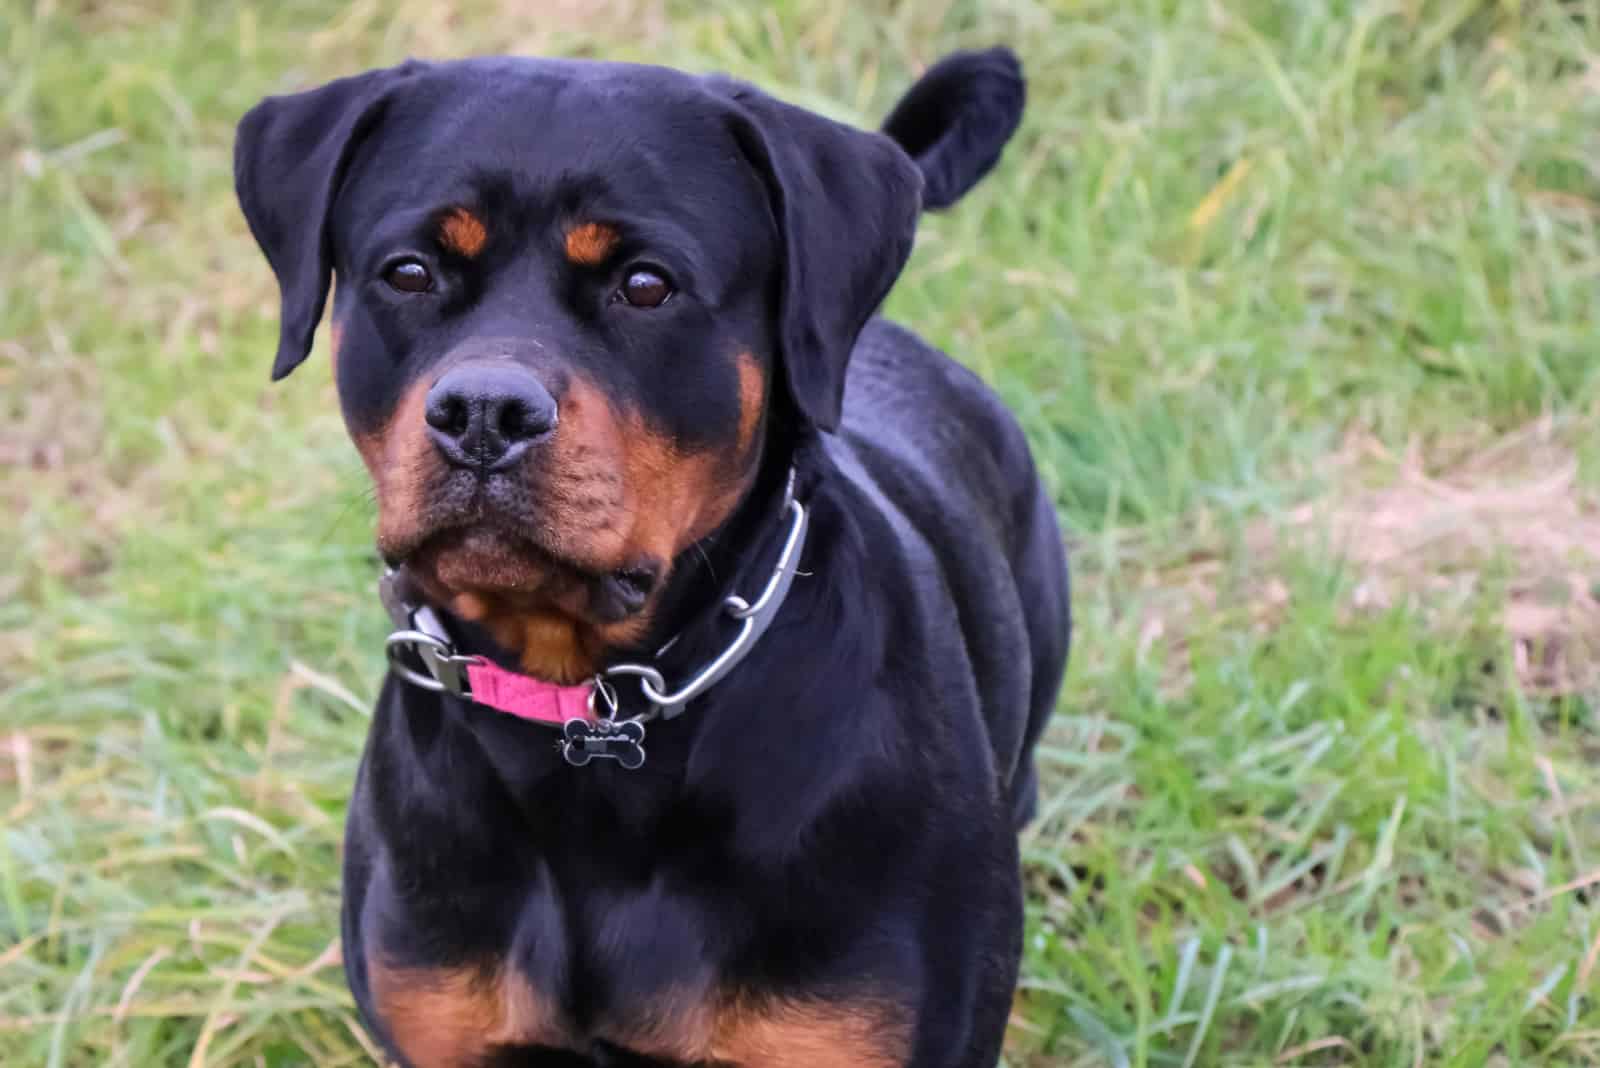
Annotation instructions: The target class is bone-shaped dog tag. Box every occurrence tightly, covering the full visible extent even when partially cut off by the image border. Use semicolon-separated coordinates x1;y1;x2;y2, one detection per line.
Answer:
561;719;646;770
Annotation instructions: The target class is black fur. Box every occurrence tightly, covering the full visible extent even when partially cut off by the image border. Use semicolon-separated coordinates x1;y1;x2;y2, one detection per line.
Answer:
711;75;923;431
881;48;1025;211
235;62;424;380
236;50;1067;1068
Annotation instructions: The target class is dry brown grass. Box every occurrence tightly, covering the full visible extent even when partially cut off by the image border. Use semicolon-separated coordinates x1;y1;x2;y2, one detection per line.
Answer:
1112;419;1600;701
1285;419;1600;697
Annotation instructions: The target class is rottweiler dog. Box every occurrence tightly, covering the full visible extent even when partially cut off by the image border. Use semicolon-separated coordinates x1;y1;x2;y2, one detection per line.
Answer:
235;46;1070;1068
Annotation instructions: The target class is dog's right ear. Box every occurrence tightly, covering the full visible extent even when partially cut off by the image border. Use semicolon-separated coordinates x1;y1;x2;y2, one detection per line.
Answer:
234;64;419;380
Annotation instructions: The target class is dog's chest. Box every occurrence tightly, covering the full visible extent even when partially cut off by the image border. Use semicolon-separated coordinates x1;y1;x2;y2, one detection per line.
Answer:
366;866;911;1068
367;865;707;1061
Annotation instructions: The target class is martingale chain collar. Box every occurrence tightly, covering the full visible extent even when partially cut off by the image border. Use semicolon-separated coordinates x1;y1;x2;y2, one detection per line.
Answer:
381;469;809;770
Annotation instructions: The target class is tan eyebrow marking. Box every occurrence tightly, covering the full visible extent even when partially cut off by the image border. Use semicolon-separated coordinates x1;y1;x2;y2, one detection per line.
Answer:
439;207;489;258
564;221;620;266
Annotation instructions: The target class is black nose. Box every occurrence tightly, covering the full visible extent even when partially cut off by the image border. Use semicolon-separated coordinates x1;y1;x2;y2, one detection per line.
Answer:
425;363;558;471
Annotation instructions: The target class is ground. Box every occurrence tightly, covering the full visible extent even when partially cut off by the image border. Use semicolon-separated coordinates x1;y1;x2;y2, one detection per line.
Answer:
3;1;1600;1065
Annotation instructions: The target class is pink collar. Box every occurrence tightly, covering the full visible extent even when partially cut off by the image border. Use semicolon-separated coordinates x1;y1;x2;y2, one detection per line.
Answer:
380;605;647;767
462;659;596;726
378;589;604;727
458;660;644;768
379;473;809;770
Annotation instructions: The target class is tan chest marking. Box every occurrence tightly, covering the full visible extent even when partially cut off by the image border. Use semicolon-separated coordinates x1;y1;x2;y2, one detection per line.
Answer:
608;991;913;1068
368;960;569;1068
371;949;910;1068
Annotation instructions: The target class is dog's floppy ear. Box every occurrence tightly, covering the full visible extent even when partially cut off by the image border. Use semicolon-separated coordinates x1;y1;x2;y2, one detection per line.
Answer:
882;48;1026;211
711;79;923;433
234;63;419;380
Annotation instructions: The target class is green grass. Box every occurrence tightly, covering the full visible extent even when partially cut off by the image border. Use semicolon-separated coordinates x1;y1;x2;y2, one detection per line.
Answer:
5;0;1600;1064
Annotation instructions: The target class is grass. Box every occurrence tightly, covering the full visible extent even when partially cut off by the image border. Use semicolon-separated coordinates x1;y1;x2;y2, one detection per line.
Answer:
4;0;1600;1063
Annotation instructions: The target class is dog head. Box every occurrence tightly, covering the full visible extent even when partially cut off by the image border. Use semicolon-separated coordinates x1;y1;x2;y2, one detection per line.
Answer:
236;53;1020;681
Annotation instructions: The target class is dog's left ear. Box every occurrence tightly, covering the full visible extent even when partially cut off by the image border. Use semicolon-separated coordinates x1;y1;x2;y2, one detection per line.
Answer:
710;79;924;433
234;63;422;380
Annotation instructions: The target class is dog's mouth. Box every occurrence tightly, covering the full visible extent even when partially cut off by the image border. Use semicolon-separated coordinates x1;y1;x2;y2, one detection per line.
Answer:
385;509;660;626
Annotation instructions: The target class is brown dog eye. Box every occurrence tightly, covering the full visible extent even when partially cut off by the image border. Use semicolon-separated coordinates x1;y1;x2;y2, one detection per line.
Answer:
621;269;671;308
385;260;432;293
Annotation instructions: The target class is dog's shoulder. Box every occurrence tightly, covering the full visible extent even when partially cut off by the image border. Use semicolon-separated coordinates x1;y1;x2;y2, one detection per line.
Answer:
840;318;1042;538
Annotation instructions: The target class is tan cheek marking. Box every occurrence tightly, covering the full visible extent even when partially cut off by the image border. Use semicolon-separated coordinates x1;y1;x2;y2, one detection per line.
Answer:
563;221;620;266
553;377;755;584
617;423;728;564
736;350;766;455
354;378;434;557
613;993;912;1067
367;960;568;1068
538;377;631;565
439;207;489;258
